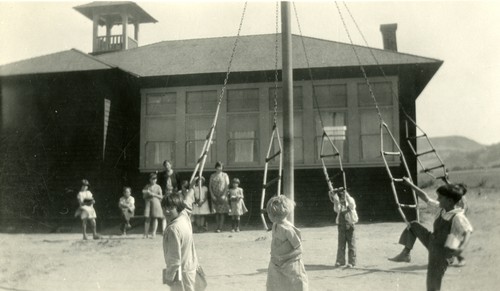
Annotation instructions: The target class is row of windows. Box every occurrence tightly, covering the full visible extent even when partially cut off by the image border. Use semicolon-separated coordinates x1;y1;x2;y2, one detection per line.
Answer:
145;83;393;116
141;80;397;169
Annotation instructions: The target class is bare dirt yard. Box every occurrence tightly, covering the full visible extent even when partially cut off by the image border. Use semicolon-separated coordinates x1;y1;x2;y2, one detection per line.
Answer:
1;185;499;291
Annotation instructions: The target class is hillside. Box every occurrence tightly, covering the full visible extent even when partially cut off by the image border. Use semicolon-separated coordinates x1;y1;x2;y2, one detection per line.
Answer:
416;136;500;170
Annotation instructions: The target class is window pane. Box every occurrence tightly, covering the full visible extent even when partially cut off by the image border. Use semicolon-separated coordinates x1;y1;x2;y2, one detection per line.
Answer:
270;138;303;164
186;90;218;113
146;92;176;115
186;116;217;165
274;112;303;137
315;111;347;160
360;109;393;135
186;140;216;165
227;89;259;112
358;82;393;106
268;86;303;110
146;118;175;140
313;84;347;108
227;115;259;163
145;142;175;168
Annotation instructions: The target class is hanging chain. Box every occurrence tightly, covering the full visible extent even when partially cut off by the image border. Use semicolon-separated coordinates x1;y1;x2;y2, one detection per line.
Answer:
272;1;280;126
334;1;384;123
216;1;248;110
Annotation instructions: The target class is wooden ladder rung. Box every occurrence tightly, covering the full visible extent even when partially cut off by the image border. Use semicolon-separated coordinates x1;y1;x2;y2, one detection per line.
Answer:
393;178;404;182
383;151;401;156
266;150;281;163
400;204;417;208
424;164;445;172
263;177;280;189
320;153;340;158
416;149;436;157
407;134;426;140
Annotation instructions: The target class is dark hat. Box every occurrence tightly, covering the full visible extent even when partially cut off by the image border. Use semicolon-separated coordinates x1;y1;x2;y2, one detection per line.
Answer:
437;183;467;203
81;179;90;186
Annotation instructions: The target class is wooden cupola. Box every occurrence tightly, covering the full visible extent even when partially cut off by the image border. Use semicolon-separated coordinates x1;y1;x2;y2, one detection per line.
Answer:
74;1;157;55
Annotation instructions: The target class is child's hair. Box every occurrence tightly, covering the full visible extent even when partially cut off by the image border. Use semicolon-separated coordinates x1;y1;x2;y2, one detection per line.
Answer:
436;183;467;203
149;172;157;180
163;160;172;167
123;186;131;193
267;195;295;222
215;161;224;168
161;193;186;212
231;178;240;187
180;180;189;188
81;179;90;186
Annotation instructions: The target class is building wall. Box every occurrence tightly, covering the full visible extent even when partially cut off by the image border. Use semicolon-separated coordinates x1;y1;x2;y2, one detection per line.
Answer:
0;70;140;225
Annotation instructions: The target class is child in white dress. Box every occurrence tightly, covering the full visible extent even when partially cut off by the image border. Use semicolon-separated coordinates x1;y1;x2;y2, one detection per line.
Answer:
75;179;100;240
192;177;210;232
228;178;248;232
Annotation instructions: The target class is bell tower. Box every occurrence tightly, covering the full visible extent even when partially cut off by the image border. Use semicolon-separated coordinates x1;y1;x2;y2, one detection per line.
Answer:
74;2;157;55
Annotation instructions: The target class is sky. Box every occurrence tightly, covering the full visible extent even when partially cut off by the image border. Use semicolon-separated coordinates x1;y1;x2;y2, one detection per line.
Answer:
1;1;499;145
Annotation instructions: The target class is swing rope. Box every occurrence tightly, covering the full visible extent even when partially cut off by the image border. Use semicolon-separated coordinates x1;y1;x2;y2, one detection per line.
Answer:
334;1;418;224
292;2;347;197
189;2;248;190
260;1;283;231
341;2;449;184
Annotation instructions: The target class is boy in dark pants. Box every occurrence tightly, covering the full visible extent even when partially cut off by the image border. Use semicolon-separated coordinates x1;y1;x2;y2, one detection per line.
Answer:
389;178;473;291
330;188;358;268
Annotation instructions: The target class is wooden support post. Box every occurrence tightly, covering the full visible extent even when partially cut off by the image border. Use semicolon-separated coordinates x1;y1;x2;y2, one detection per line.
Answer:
281;1;294;224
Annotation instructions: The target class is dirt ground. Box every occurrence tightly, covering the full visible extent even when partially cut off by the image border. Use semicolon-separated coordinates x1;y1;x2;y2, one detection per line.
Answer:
1;187;499;291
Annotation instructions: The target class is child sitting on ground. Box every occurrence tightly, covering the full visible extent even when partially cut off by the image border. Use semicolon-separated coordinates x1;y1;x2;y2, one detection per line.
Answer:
118;186;135;235
266;195;308;291
329;188;358;268
228;178;248;232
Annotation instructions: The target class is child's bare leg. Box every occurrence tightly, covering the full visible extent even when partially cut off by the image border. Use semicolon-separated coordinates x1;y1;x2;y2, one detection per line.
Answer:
200;216;205;231
89;219;99;239
236;216;241;232
215;214;220;232
82;219;88;240
151;218;159;237
144;217;151;238
219;214;225;231
161;218;167;232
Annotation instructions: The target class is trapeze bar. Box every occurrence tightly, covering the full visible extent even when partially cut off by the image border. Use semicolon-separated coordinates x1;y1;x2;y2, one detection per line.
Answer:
383;151;401;156
424;164;445;172
266;150;282;163
407;134;427;140
320;153;340;158
196;151;208;163
416;149;436;157
400;204;417;208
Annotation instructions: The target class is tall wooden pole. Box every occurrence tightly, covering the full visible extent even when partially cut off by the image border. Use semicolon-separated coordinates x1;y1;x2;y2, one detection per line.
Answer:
281;1;294;223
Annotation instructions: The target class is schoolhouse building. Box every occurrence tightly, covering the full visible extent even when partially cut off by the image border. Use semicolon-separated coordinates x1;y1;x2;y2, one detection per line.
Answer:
0;2;442;226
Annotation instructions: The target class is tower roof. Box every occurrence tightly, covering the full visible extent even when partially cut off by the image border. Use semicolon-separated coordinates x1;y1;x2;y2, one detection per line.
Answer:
74;1;157;26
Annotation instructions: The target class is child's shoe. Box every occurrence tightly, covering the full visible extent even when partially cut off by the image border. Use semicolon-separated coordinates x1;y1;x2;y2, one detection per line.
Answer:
236;227;240;232
388;249;411;263
457;258;466;267
93;234;101;240
335;262;343;267
345;264;355;268
231;229;235;233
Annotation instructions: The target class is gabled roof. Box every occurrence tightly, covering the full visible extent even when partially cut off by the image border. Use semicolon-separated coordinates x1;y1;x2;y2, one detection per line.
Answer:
0;49;115;77
96;34;442;77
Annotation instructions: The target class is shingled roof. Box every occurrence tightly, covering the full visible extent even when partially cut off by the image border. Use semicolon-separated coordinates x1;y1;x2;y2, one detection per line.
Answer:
96;33;442;77
0;49;115;77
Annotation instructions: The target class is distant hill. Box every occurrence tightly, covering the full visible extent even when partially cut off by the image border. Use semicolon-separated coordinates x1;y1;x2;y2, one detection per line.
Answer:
416;136;500;170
